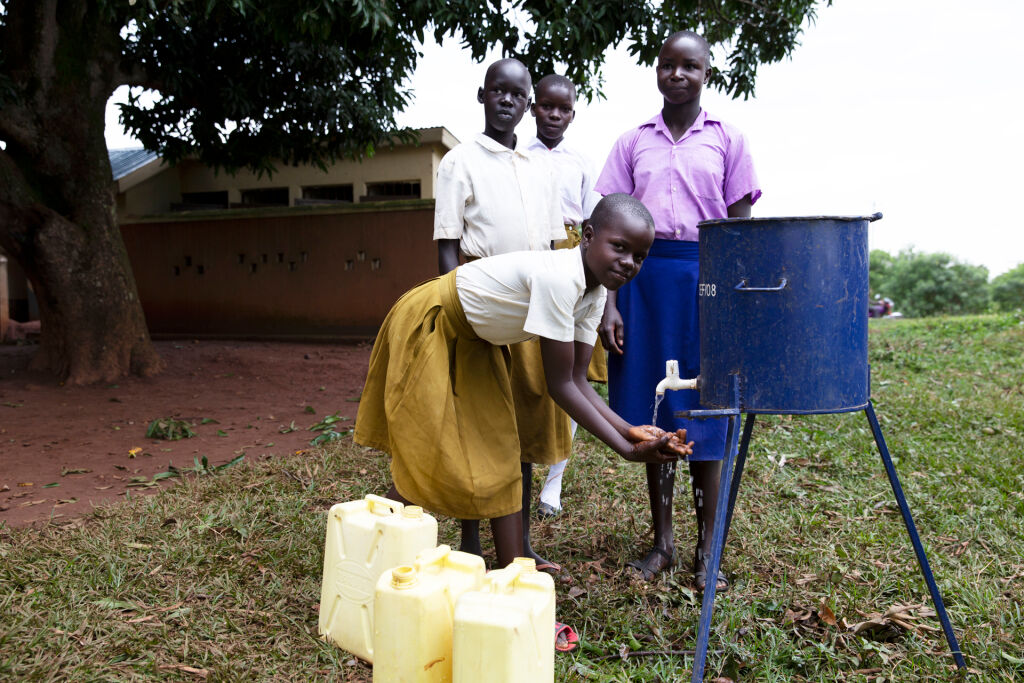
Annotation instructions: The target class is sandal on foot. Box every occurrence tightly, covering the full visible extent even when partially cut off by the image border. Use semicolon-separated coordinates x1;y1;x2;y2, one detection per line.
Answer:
534;560;562;574
693;549;729;593
555;622;579;652
624;546;674;581
537;502;561;519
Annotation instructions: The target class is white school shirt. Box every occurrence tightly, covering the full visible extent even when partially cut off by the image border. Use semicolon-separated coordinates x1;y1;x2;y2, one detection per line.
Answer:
433;133;565;258
455;247;607;346
523;136;602;228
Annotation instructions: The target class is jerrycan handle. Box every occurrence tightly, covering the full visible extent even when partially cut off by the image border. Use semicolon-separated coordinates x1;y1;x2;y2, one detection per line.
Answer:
415;544;452;571
365;493;403;516
485;564;523;595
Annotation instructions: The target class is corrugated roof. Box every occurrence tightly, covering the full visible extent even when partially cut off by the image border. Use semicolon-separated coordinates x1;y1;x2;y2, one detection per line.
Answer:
108;148;160;180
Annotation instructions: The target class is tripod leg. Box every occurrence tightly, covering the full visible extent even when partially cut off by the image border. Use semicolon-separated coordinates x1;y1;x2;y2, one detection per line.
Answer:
864;401;966;668
691;411;743;682
721;413;755;550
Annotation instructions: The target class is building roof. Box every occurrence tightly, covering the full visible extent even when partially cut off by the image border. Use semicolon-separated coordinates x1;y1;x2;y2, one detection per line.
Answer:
109;148;161;181
108;126;459;193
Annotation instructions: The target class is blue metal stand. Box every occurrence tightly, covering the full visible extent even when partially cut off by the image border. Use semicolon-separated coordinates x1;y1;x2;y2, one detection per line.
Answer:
678;396;965;681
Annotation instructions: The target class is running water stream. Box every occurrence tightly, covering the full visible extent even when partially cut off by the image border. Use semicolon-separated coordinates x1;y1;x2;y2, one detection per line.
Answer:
652;392;664;426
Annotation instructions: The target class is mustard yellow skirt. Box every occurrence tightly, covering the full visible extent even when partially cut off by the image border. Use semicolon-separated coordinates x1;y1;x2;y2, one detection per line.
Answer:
354;271;522;520
587;337;608;383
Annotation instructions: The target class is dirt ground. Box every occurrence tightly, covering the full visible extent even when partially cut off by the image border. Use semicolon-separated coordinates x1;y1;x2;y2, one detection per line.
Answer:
0;339;372;527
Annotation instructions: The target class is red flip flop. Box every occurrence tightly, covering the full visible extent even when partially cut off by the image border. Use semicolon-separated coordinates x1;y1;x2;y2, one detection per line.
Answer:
555;622;579;652
535;560;561;574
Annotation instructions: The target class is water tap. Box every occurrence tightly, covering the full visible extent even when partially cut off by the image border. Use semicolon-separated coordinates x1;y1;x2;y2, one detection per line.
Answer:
655;360;699;395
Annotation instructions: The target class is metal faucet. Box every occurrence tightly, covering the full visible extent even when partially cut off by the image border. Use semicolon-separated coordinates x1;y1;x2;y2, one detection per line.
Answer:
655;360;699;395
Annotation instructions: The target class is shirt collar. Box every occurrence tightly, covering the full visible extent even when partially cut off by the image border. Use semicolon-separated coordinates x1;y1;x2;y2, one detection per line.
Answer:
474;132;530;158
643;109;715;141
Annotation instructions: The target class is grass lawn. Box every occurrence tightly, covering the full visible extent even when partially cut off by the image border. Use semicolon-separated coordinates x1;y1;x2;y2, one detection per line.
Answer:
2;313;1022;681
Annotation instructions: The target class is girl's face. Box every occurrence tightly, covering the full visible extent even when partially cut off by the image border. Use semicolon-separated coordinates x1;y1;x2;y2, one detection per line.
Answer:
656;36;710;106
581;214;652;291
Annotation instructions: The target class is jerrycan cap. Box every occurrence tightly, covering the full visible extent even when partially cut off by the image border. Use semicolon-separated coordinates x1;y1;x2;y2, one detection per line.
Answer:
402;506;424;519
512;557;537;573
391;565;419;589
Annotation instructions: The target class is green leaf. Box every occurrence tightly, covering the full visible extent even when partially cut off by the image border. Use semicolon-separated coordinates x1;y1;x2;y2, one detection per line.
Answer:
146;418;196;440
93;598;137;611
217;429;228;437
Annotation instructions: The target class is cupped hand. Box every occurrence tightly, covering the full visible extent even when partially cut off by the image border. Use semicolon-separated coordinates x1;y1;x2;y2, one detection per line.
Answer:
623;432;677;464
627;425;694;458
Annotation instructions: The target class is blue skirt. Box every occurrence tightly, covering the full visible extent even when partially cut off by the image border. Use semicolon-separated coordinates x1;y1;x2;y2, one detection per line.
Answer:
607;240;727;462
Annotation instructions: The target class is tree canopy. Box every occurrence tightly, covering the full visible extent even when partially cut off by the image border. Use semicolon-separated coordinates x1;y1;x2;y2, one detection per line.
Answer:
0;0;831;382
870;248;990;318
25;0;829;175
990;263;1024;312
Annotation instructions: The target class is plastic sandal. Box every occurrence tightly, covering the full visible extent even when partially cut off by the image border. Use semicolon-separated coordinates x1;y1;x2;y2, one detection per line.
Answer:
693;549;729;593
555;622;579;652
624;546;674;581
537;502;561;519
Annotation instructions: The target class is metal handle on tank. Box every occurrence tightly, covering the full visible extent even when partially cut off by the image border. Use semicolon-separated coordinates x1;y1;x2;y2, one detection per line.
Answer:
734;278;788;293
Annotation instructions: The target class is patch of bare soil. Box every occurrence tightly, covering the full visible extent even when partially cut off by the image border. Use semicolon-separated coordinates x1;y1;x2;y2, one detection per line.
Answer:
0;340;371;527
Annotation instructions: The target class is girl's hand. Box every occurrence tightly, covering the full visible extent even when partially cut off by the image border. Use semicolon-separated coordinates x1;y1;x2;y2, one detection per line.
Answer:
622;432;677;464
627;425;694;458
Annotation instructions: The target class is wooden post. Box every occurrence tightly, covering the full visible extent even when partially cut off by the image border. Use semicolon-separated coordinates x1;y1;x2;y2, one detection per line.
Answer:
0;255;8;341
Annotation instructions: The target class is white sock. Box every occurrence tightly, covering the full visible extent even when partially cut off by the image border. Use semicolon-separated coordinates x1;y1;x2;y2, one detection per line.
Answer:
539;420;578;508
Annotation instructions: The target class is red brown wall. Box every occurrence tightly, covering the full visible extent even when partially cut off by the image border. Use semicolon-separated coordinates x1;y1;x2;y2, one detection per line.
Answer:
120;201;436;339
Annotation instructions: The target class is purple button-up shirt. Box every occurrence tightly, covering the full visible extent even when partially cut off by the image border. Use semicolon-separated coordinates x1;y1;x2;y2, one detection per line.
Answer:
595;110;761;242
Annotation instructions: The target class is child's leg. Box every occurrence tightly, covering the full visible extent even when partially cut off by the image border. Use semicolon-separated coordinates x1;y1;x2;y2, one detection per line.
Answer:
538;419;577;510
539;459;567;509
391;483;486;557
460;520;483;556
385;484;411;506
490;510;524;568
627;461;676;579
689;459;728;591
521;462;559;570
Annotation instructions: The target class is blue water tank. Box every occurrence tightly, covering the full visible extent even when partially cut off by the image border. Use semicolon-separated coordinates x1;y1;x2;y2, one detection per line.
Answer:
696;214;880;414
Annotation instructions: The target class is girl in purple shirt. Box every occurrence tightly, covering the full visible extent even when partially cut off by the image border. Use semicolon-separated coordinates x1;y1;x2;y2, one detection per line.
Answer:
595;30;761;590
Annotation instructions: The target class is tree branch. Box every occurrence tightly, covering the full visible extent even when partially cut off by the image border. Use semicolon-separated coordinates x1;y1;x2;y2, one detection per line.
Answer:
0;104;39;151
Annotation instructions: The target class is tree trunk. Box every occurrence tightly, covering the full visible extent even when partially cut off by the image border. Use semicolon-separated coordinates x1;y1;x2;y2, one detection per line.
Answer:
0;0;163;384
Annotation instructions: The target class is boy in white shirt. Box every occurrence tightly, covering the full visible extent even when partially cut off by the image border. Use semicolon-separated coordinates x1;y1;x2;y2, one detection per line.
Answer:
432;58;570;571
524;75;606;519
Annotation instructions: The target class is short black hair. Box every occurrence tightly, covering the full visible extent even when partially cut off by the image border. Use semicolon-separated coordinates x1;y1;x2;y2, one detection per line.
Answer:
662;30;712;68
591;193;655;233
484;58;530;85
535;74;576;100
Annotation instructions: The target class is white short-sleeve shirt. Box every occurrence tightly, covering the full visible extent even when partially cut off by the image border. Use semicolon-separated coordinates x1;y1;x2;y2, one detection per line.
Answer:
455;247;606;346
433;133;566;258
523;136;602;228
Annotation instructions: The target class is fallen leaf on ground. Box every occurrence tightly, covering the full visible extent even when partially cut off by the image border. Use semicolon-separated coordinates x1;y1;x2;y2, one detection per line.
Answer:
158;664;208;678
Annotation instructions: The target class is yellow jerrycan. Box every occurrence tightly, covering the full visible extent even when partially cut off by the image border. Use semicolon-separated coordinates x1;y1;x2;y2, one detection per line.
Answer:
318;494;438;662
452;558;556;683
372;545;486;683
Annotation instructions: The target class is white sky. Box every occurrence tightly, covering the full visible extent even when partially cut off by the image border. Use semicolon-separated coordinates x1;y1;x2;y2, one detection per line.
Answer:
106;0;1024;277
